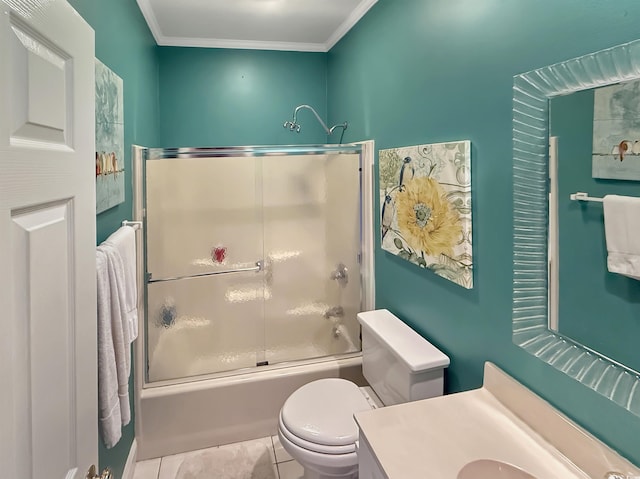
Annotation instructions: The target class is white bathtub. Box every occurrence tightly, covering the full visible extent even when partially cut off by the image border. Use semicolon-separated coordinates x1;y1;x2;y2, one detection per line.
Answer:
135;354;364;460
132;143;375;460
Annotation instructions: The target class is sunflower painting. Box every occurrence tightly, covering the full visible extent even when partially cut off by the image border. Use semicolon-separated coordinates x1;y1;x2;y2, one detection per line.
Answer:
380;141;473;288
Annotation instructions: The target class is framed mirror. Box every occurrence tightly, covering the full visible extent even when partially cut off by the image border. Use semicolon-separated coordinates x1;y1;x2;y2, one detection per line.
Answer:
512;39;640;417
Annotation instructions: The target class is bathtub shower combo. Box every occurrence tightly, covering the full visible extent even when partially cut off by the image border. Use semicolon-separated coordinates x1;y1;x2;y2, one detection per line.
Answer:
132;142;374;459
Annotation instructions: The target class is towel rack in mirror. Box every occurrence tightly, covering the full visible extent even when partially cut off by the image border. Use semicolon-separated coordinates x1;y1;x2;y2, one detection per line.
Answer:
569;192;603;203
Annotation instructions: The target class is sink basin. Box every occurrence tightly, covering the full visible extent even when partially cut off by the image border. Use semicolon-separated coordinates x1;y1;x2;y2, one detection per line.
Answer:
458;459;538;479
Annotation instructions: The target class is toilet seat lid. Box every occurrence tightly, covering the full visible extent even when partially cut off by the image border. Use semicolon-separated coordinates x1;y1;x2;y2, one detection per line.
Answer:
280;378;372;447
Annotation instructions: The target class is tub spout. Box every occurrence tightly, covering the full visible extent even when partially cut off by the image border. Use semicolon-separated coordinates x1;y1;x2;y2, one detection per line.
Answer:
324;306;344;319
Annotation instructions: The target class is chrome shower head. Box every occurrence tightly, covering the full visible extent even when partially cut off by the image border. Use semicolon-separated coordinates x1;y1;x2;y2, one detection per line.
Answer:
283;105;347;142
283;120;301;133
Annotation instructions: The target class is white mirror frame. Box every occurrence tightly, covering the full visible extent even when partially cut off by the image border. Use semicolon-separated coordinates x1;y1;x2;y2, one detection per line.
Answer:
512;39;640;417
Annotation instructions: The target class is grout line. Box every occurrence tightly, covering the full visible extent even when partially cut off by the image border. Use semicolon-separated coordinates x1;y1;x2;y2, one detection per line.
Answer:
156;457;162;479
269;435;276;464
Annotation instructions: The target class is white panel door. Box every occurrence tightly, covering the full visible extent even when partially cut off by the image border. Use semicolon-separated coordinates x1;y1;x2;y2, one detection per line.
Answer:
0;1;97;479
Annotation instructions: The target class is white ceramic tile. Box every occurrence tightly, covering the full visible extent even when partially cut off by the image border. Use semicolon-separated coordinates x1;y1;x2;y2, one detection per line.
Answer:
271;435;292;464
269;462;280;479
133;458;161;479
162;439;277;479
277;460;304;479
217;436;276;464
158;451;190;479
151;437;283;479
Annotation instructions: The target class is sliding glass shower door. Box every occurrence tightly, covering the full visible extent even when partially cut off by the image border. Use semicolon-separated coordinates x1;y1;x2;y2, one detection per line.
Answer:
145;156;265;382
143;147;362;384
262;153;362;365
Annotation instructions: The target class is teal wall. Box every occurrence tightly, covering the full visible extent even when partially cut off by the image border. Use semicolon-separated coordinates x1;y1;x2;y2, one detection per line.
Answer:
59;0;640;471
551;91;640;373
327;0;640;464
158;47;328;147
68;0;159;477
69;0;160;244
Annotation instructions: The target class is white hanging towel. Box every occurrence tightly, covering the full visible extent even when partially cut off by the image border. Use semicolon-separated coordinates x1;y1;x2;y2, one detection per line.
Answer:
102;244;132;427
603;194;640;280
96;248;123;449
104;225;138;341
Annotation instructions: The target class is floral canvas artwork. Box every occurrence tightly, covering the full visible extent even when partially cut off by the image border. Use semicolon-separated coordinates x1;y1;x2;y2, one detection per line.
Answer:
380;141;473;288
95;59;125;214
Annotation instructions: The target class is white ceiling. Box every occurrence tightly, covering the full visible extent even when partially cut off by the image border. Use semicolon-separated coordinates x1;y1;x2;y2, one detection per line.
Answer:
136;0;378;52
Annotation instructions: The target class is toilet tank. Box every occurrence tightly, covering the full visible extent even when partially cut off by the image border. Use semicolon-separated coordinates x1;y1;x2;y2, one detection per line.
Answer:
357;309;450;406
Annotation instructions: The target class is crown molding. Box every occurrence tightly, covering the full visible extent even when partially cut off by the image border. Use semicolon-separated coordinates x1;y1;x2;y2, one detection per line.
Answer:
136;0;163;45
136;0;377;53
325;0;378;51
156;36;328;53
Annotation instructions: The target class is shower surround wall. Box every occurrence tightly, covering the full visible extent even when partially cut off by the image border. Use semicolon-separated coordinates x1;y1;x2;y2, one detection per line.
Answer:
144;151;362;382
136;146;368;458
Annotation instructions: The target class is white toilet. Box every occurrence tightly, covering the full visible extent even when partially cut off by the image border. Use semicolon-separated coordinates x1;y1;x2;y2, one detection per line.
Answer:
277;309;450;479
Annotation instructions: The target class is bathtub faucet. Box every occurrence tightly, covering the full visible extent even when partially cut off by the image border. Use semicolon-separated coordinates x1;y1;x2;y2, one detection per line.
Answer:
330;263;348;287
324;306;344;320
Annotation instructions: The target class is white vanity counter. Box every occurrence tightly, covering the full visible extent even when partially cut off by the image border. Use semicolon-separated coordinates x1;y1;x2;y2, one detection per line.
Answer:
355;363;639;479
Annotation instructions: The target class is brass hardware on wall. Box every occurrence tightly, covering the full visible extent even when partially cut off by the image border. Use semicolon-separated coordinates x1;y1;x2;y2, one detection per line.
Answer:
86;464;113;479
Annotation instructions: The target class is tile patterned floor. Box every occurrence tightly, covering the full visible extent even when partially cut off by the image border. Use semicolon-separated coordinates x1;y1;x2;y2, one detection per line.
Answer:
133;436;304;479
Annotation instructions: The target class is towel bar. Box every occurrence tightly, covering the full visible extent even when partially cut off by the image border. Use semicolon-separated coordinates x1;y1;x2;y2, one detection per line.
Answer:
148;261;263;284
569;192;603;203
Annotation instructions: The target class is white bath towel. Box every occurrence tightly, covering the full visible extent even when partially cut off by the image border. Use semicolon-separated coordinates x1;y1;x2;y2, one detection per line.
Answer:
603;194;640;280
104;226;138;341
96;249;123;449
101;244;132;427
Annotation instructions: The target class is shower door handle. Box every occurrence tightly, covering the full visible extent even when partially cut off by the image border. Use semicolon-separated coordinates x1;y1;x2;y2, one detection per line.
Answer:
148;261;263;284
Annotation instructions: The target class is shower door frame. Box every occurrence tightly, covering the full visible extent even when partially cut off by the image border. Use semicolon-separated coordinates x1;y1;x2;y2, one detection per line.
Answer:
132;143;375;389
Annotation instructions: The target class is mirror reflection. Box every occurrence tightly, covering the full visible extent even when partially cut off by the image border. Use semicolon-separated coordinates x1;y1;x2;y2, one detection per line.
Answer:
549;80;640;374
513;38;640;417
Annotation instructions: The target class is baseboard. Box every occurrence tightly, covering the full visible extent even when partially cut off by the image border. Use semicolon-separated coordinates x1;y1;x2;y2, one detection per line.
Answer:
122;438;138;479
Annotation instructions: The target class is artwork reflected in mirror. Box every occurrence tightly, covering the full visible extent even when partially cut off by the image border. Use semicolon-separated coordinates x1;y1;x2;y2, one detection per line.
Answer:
592;80;640;180
549;80;640;374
